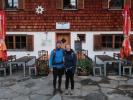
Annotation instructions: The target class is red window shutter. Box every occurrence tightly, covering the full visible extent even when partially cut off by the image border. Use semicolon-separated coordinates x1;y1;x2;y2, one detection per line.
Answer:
27;35;34;51
102;0;108;9
56;0;63;9
125;0;131;8
19;0;25;10
130;34;133;51
77;0;84;9
93;35;102;51
0;0;4;9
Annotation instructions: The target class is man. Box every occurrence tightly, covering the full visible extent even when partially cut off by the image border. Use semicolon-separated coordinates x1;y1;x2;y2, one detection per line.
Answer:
49;41;64;95
64;44;77;95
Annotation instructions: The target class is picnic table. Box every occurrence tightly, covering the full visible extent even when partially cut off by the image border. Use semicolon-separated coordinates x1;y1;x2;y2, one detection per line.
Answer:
95;55;122;76
9;56;36;77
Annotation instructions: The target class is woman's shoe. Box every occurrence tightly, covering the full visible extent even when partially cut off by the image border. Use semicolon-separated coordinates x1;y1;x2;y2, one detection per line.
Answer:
65;89;69;95
70;89;74;95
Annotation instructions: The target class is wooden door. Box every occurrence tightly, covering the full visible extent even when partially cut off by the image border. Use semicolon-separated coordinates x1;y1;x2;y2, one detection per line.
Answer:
56;33;71;49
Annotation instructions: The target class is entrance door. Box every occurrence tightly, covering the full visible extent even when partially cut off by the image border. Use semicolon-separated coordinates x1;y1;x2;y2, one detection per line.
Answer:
56;33;71;49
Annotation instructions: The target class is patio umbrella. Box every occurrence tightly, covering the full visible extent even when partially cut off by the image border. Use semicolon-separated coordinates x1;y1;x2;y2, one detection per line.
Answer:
120;4;131;58
0;11;7;61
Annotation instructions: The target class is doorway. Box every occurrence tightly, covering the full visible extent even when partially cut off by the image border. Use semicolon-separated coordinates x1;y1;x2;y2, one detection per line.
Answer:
56;33;71;49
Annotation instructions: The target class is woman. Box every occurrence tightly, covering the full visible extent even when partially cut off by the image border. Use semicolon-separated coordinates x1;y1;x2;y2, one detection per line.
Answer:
64;44;77;95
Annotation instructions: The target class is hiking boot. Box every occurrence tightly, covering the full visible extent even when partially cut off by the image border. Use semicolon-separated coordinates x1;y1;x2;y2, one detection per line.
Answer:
58;88;63;94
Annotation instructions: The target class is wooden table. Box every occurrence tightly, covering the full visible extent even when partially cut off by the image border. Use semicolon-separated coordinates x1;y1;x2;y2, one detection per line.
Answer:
95;55;122;76
9;56;36;77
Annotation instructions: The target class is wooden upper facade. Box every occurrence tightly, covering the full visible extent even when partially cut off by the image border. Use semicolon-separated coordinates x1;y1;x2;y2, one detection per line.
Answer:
0;0;132;32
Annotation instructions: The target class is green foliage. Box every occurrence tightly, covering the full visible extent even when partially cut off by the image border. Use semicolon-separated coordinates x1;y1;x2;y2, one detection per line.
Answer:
77;58;93;72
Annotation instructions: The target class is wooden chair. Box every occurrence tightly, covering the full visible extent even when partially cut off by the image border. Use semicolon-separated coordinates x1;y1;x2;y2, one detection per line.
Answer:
0;62;6;77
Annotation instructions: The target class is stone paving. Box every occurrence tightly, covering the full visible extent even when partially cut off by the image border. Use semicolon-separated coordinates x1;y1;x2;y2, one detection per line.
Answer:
0;73;133;100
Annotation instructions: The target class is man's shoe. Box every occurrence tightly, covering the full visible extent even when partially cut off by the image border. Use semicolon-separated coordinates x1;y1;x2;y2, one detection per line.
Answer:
53;89;56;95
58;88;63;94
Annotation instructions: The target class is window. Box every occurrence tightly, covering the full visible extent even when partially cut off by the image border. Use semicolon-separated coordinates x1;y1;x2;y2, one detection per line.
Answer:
109;0;124;9
101;34;123;49
94;34;124;51
115;35;123;48
102;0;131;10
77;34;86;42
6;35;34;51
15;36;26;49
5;0;18;9
101;35;113;48
56;0;84;10
63;0;77;9
0;0;25;10
6;36;14;49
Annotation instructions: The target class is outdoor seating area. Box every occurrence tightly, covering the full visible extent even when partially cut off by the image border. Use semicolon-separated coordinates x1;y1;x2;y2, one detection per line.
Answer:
75;49;133;78
93;54;133;77
0;50;133;78
0;50;49;77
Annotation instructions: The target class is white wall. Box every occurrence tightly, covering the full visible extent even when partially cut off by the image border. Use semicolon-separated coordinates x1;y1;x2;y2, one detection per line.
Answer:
7;31;133;60
7;32;56;58
71;31;133;61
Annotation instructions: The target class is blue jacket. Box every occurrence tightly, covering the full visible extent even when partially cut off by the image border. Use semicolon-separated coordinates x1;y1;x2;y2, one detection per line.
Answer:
49;48;64;68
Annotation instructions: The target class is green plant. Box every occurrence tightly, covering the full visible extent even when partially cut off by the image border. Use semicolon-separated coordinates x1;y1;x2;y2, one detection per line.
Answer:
77;58;93;73
37;60;49;76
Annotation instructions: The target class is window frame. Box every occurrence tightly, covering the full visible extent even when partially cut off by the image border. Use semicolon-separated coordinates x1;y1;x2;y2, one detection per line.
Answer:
15;35;27;50
101;34;123;50
77;34;86;43
63;0;78;10
108;0;130;10
56;0;84;10
94;34;124;51
1;0;25;11
5;34;34;51
4;0;19;10
101;34;113;49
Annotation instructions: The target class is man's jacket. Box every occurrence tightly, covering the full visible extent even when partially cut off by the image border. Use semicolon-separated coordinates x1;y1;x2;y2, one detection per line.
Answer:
49;48;64;68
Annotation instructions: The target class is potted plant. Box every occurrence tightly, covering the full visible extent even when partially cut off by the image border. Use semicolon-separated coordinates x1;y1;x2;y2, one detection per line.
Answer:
77;58;93;76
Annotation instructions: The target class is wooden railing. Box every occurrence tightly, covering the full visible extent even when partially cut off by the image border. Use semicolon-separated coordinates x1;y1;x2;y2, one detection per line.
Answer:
36;50;49;76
